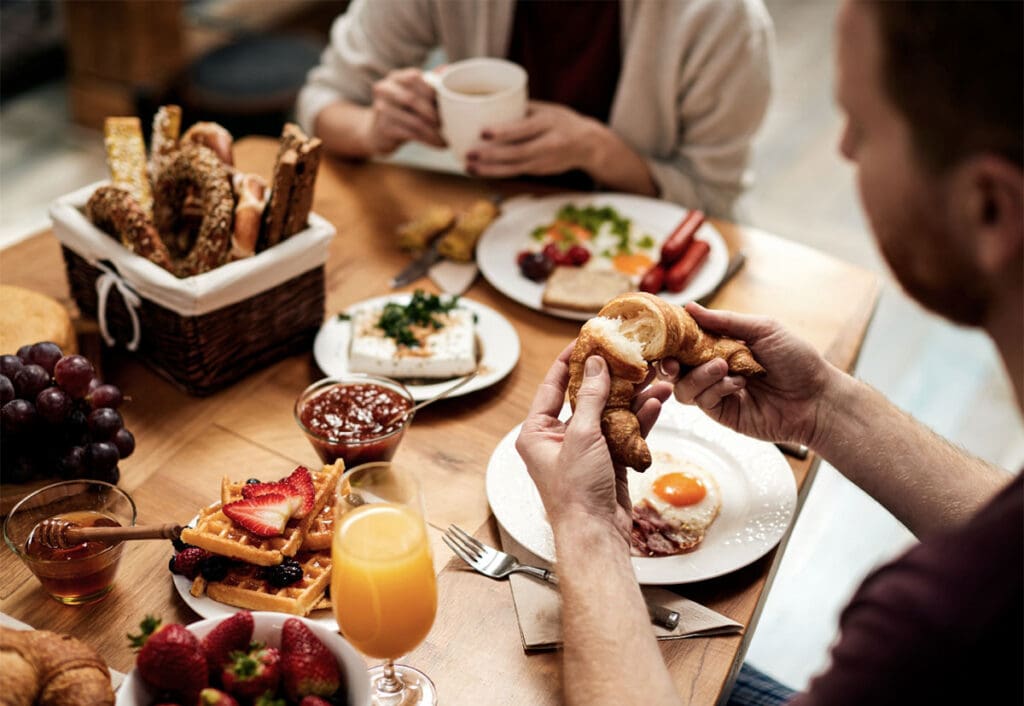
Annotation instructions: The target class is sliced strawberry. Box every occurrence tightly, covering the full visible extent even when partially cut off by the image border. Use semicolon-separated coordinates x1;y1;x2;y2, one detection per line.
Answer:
242;466;315;519
284;466;315;518
223;494;293;536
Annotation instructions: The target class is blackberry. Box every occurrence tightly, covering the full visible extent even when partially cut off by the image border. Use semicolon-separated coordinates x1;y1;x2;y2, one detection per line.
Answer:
266;558;303;587
200;555;231;582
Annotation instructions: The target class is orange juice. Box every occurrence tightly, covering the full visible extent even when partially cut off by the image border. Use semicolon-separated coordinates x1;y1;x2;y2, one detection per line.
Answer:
331;503;437;659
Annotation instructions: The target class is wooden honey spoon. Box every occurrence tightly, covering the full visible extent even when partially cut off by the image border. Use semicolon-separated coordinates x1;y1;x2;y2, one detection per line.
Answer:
33;518;182;550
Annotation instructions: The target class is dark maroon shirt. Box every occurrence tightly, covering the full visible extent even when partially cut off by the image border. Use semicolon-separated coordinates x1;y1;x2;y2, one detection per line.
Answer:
790;473;1023;706
506;0;621;123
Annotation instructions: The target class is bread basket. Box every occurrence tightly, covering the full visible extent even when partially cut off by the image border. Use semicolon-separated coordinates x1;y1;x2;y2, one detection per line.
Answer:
49;181;335;396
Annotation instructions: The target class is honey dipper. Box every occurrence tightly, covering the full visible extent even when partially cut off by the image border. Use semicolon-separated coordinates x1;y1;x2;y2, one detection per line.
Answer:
34;518;182;550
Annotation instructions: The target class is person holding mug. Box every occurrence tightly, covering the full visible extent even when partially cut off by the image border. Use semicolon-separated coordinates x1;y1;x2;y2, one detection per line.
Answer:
297;0;773;219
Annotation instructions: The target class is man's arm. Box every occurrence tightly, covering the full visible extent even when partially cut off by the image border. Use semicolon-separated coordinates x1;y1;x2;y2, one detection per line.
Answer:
669;304;1012;538
811;373;1010;537
552;511;681;706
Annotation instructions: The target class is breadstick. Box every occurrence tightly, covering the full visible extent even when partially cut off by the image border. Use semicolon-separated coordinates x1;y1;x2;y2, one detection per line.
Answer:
103;117;153;219
149;105;181;185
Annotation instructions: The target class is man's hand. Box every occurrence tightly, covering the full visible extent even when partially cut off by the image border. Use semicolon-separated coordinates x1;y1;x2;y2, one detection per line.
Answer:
466;101;598;178
363;68;445;155
516;345;671;543
659;303;839;447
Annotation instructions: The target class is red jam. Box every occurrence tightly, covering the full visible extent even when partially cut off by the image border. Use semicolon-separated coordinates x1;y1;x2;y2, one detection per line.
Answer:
299;382;412;465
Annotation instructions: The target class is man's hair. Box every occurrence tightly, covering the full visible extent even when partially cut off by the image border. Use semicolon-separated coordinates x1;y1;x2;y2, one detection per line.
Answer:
869;1;1023;173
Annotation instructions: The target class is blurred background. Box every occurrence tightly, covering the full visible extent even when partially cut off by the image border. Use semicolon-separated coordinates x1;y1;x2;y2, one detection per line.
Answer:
1;0;1022;693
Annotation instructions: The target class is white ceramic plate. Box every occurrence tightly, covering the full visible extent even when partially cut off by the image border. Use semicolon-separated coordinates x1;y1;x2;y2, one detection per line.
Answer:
476;193;729;320
171;572;338;627
485;400;796;584
313;294;520;402
117;612;369;705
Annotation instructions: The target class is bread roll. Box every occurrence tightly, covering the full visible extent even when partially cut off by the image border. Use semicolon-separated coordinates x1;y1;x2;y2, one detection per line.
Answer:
0;626;114;706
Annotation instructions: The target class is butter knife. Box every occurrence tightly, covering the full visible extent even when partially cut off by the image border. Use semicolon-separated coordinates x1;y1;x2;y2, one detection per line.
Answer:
695;251;746;306
391;238;445;288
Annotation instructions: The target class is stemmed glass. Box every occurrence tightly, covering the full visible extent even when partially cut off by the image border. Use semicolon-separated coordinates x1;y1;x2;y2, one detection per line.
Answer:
332;462;438;706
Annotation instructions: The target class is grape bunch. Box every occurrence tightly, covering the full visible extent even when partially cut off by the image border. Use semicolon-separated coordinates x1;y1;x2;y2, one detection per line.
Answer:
1;342;134;485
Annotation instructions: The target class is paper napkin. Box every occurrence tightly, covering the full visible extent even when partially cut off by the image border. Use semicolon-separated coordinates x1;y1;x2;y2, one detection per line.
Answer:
429;260;478;295
497;527;743;651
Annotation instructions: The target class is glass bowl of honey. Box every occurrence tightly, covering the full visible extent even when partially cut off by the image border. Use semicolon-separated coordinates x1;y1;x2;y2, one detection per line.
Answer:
3;480;136;604
295;375;415;467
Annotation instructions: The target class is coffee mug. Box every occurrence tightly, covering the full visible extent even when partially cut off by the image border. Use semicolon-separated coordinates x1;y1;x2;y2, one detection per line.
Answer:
428;58;528;164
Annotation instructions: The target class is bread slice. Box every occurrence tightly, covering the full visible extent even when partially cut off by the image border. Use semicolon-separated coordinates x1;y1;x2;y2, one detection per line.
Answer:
541;267;632;313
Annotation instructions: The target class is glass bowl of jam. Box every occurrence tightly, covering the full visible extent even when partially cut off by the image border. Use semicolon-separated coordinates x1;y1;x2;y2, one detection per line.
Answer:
3;480;136;605
295;375;415;467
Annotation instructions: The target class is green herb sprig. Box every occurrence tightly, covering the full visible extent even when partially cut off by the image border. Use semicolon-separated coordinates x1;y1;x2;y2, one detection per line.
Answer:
377;290;460;348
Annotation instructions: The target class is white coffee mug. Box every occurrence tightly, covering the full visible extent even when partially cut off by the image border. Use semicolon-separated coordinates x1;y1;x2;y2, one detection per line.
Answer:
429;58;528;164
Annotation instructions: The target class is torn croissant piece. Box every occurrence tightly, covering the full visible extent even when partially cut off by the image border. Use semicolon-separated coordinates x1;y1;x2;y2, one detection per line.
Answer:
568;292;764;470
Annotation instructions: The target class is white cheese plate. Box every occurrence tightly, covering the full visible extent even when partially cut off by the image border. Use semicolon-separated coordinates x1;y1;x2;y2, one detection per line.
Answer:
313;294;520;402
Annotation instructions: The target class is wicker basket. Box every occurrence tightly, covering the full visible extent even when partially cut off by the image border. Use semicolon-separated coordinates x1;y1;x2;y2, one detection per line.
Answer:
50;182;336;396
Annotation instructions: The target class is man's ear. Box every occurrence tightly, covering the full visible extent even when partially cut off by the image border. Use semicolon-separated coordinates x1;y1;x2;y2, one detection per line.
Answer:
953;155;1024;276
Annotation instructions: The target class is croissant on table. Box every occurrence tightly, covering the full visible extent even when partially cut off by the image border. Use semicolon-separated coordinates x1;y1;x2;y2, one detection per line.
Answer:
0;626;114;706
567;292;764;471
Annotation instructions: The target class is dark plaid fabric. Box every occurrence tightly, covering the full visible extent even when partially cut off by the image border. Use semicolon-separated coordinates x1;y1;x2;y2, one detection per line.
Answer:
726;663;797;706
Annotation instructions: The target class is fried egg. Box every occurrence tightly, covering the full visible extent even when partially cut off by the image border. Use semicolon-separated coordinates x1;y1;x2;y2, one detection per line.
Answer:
628;453;721;556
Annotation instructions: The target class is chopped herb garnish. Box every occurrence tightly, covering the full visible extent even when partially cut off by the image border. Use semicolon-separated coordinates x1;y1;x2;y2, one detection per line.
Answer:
376;290;459;348
336;312;351;321
637;234;655;249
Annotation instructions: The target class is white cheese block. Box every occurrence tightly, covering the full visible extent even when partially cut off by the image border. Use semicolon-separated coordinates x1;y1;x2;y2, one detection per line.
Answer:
349;307;477;379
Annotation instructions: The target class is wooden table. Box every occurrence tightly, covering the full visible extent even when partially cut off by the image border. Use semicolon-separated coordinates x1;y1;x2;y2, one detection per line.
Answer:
0;137;879;705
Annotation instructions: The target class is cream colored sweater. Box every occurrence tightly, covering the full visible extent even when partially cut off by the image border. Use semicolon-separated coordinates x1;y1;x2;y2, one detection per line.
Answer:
297;0;773;218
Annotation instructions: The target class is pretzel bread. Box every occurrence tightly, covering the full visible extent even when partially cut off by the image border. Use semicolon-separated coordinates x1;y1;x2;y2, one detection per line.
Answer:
568;292;764;470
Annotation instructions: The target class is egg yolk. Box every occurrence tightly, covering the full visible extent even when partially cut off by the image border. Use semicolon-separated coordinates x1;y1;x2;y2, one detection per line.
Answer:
652;472;707;506
612;253;654;276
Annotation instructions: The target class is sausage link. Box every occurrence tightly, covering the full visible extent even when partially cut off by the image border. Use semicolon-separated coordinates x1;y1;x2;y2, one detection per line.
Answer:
639;264;665;294
659;210;705;266
664;239;711;293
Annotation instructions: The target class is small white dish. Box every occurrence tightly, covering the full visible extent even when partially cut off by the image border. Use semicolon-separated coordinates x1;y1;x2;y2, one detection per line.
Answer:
313;294;520;402
117;612;370;705
486;400;797;585
476;193;730;320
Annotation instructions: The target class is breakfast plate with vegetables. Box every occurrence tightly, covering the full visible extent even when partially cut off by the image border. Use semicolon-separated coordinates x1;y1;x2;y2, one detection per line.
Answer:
476;193;729;320
313;291;520;402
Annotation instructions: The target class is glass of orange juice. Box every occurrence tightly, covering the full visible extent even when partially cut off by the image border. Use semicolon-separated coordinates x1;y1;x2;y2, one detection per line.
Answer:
332;461;438;706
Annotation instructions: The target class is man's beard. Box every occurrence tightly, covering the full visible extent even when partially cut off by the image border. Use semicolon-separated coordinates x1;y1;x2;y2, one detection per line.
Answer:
878;229;992;327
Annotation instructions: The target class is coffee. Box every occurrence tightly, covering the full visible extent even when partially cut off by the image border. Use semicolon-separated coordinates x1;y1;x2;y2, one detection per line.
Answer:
453;86;497;97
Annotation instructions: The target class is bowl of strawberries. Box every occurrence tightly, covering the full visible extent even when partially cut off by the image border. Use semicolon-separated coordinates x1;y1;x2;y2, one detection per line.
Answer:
118;611;370;705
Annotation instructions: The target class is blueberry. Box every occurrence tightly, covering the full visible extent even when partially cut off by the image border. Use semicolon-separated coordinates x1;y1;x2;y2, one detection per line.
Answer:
246;478;261;485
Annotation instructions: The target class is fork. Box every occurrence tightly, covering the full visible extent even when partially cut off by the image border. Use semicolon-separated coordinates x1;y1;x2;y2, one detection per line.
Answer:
443;524;680;630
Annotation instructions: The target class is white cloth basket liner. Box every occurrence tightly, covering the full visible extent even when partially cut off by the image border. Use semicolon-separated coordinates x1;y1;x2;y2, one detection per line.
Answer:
49;181;336;318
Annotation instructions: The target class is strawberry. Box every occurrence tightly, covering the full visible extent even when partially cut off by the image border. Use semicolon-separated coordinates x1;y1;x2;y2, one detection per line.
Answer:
280;618;341;701
169;546;211;579
222;643;282;701
299;697;332;706
242;466;315;519
223;493;293;536
198;688;239;706
200;611;254;675
128;615;209;702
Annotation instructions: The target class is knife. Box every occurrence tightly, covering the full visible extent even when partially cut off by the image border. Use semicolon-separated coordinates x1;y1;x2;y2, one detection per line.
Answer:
391;238;445;289
695;251;746;306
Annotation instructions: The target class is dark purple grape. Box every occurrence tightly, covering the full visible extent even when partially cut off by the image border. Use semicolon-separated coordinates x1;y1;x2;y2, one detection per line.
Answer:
35;386;72;424
13;364;50;400
519;252;556;282
0;355;23;379
0;375;13;405
57;445;86;478
54;355;95;398
89;464;120;485
27;342;63;375
16;344;33;363
112;428;135;459
87;407;123;439
7;454;35;483
2;399;37;434
87;384;124;409
84;441;119;473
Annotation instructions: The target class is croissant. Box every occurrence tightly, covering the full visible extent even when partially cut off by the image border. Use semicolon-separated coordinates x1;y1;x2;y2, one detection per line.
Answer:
0;626;114;706
567;292;764;470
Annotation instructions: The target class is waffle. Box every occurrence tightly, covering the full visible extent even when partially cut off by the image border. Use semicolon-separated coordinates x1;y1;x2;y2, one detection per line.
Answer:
300;494;334;551
181;460;342;566
192;550;332;616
